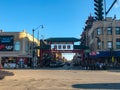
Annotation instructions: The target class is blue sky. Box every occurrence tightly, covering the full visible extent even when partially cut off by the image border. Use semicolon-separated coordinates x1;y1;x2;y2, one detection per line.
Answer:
0;0;119;40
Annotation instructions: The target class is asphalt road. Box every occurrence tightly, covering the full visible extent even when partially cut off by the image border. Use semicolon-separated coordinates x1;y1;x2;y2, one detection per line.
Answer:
0;66;120;90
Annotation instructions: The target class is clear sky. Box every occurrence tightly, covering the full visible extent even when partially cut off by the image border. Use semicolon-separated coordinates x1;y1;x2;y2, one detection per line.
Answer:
0;0;120;40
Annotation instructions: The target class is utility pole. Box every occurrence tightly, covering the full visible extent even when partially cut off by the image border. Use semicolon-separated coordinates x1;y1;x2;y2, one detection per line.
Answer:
32;25;44;69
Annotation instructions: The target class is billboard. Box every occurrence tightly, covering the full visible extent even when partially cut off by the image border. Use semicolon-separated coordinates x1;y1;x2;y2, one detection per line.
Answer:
0;36;14;51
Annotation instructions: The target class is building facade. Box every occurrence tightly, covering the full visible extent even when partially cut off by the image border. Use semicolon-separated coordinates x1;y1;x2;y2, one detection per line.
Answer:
0;30;40;68
86;17;120;67
80;14;95;46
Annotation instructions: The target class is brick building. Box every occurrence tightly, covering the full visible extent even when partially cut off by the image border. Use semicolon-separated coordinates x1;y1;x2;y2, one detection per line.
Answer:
81;17;120;67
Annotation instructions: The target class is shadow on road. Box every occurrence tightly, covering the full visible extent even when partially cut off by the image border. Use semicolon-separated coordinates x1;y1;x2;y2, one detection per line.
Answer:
0;70;14;80
72;83;120;89
107;69;120;73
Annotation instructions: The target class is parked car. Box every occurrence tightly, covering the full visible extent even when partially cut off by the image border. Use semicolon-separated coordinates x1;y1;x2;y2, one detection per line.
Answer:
49;61;57;67
49;61;64;67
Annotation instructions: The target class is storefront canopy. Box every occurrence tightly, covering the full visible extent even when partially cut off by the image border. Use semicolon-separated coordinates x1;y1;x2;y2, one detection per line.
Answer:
89;51;120;58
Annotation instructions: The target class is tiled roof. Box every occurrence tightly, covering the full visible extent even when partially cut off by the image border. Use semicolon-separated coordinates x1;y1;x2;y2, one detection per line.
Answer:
44;37;80;42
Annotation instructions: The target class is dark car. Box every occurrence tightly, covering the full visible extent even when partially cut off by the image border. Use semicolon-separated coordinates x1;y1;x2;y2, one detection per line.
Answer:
49;61;64;67
49;61;57;67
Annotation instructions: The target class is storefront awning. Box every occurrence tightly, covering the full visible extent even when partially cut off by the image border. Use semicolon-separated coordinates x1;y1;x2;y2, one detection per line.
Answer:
89;51;120;58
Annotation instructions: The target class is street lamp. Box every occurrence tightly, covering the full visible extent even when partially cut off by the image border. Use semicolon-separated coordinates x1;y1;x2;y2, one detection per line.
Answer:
32;25;44;68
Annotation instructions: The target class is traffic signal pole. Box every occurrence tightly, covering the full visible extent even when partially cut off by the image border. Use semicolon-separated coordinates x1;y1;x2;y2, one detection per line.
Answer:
94;0;104;20
104;0;107;19
94;0;117;20
105;0;117;16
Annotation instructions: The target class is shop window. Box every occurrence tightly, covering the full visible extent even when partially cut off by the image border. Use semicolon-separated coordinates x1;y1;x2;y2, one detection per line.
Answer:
14;42;20;51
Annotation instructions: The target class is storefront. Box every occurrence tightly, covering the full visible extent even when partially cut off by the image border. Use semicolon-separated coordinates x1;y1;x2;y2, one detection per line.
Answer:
1;55;32;69
89;51;120;68
0;30;40;69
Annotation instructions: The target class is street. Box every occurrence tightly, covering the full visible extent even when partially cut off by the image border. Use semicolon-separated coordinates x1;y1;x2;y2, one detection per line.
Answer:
0;68;120;90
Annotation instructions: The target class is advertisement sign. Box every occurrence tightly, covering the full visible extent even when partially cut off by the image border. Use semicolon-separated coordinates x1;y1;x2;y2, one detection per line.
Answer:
0;36;14;51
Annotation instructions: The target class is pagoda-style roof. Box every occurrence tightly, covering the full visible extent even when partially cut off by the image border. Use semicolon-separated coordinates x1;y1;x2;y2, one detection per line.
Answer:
35;45;89;50
44;37;80;42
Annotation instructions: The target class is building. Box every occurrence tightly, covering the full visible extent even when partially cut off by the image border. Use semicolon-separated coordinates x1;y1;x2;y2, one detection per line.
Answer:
82;17;120;67
0;30;40;68
80;14;95;46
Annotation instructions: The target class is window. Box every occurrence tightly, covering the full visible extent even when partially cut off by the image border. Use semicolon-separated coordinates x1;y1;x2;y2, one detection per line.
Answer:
107;41;112;49
116;39;120;49
91;31;94;39
54;45;57;50
102;41;104;49
26;41;29;52
67;45;71;49
97;28;101;35
63;45;66;49
116;27;120;35
107;27;112;35
58;45;61;49
101;27;104;34
97;41;101;49
14;42;20;51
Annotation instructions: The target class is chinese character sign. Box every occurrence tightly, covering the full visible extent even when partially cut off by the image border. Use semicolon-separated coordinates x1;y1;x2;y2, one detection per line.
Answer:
51;44;73;50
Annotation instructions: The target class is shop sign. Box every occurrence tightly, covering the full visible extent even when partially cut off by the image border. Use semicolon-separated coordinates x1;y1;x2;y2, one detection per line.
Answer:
0;36;14;51
89;52;96;55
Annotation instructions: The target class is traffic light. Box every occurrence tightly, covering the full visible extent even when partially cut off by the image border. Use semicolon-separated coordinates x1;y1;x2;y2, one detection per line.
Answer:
94;0;104;20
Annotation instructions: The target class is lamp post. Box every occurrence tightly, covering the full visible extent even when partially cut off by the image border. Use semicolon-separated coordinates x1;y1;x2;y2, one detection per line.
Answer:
32;25;44;68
